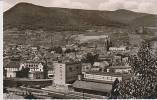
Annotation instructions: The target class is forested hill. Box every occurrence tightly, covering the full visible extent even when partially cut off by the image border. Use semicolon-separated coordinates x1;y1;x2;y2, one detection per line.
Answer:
4;2;157;31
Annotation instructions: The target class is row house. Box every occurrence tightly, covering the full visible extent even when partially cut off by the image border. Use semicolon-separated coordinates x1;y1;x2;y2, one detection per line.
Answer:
83;72;131;82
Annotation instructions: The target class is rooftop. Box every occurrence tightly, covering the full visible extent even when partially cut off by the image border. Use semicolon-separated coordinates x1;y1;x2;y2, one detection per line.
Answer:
73;80;112;93
5;61;20;68
55;61;81;65
83;79;113;84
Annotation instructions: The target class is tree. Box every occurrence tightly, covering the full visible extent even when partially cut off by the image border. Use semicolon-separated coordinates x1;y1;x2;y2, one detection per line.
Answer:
106;40;112;51
43;58;48;79
85;53;99;66
17;67;30;78
119;41;157;98
110;78;120;99
53;46;62;54
3;68;7;77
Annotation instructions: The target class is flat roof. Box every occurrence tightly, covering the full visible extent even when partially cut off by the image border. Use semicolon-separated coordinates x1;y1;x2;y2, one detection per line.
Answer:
5;61;20;68
73;80;112;93
83;79;113;84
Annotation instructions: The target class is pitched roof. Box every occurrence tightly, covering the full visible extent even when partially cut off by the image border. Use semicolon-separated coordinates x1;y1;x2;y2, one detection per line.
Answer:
73;80;112;93
5;61;20;68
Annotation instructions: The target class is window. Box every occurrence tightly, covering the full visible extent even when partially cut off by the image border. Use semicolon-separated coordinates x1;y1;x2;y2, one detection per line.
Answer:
49;75;53;77
69;67;72;72
60;69;62;73
76;66;79;69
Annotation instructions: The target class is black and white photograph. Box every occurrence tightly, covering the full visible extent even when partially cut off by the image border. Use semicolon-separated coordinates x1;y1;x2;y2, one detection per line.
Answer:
3;0;157;99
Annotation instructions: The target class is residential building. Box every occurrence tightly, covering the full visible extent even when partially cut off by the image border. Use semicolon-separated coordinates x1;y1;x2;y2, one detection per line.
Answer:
90;67;101;72
47;63;54;79
82;63;91;73
83;72;131;82
107;65;131;73
5;61;21;78
28;72;44;79
109;46;127;52
20;61;44;79
20;61;44;72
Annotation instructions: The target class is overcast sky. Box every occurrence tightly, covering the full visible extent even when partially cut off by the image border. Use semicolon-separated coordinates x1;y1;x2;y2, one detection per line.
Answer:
3;0;157;14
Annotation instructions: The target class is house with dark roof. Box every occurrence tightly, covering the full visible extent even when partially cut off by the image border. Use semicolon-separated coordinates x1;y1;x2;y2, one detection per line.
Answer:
5;61;21;78
20;61;44;79
20;61;44;72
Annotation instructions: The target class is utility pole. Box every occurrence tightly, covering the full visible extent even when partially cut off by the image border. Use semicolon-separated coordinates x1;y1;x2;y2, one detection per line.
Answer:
82;90;84;99
51;34;53;47
51;34;56;48
94;41;97;54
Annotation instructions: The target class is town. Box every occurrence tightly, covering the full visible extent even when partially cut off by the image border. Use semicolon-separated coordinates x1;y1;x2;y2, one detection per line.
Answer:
3;1;157;99
3;26;157;99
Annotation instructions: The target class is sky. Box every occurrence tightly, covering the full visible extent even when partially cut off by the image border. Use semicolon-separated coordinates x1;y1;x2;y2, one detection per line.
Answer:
3;0;157;14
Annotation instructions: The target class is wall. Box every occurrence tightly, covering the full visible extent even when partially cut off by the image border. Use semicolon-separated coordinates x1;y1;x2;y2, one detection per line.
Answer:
6;71;16;78
115;68;131;73
65;63;82;84
4;78;52;87
82;63;91;72
54;63;66;85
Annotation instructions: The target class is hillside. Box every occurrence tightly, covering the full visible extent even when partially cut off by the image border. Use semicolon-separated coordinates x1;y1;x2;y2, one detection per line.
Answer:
4;2;157;31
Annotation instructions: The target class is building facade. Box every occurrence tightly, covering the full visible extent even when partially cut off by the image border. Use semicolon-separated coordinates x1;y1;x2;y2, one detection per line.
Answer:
20;62;44;72
83;72;131;82
20;61;44;79
82;63;91;73
53;62;82;86
5;61;21;78
107;65;131;73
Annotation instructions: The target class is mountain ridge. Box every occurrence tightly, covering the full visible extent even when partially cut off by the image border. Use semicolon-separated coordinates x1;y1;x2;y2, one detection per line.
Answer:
4;2;157;31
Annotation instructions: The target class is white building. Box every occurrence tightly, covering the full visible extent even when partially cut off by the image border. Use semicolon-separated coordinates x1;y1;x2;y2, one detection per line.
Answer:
53;62;82;86
5;61;21;78
20;61;44;79
93;61;109;69
109;46;127;52
54;63;66;85
107;65;131;73
48;70;54;79
20;61;44;72
83;72;131;82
